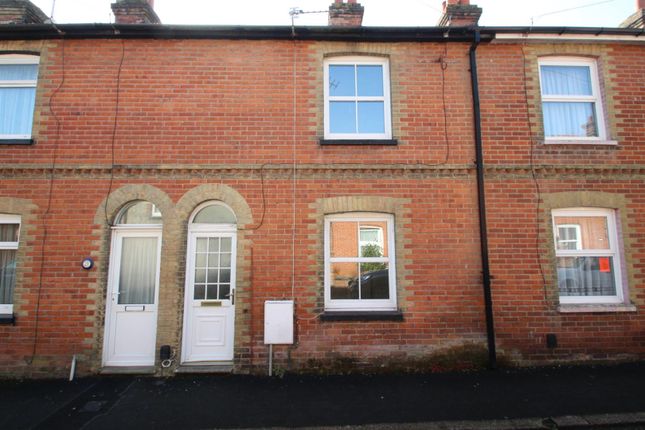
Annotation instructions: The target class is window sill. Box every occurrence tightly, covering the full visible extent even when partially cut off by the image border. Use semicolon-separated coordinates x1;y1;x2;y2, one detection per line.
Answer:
320;139;398;146
320;310;403;322
0;139;34;145
543;139;618;146
558;304;637;313
0;314;16;325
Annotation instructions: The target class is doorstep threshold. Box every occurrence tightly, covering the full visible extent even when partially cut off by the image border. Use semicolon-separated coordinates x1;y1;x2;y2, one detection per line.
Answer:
175;362;234;374
101;366;156;375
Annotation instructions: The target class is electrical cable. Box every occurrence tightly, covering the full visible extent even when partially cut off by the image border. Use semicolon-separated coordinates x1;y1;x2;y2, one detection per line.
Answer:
532;0;616;21
28;37;65;365
520;45;549;302
103;36;125;228
237;163;268;231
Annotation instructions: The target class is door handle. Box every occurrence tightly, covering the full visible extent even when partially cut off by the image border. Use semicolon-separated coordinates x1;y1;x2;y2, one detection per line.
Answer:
227;289;235;305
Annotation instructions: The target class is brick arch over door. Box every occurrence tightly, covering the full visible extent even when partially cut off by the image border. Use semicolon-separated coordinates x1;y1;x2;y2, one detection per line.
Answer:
91;184;175;371
175;184;254;367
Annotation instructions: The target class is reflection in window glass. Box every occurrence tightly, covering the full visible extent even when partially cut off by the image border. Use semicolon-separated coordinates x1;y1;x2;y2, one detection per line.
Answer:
552;209;623;303
117;201;162;225
326;215;394;309
193;234;233;301
325;58;390;139
329;65;355;97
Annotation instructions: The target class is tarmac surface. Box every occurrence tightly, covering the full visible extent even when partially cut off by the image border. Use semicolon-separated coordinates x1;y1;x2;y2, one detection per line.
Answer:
1;362;645;429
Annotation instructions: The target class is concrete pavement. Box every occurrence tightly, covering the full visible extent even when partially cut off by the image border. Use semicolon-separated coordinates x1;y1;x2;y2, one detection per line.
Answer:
1;362;644;429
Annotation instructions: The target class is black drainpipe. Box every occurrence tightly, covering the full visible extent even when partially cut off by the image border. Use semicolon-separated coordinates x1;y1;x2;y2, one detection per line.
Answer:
469;29;497;369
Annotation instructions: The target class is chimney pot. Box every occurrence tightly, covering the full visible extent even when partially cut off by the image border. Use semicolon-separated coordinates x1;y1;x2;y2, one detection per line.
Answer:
438;0;482;26
620;0;645;28
328;0;364;27
111;0;160;24
0;0;49;24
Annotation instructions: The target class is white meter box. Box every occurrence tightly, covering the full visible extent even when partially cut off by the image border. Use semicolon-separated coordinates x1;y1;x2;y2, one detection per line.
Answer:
264;300;294;345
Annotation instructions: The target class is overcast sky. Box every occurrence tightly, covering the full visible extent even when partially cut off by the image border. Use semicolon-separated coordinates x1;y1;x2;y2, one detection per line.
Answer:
31;0;635;28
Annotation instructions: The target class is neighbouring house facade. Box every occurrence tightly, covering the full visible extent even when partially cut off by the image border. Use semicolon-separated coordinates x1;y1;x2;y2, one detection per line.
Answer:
0;0;643;377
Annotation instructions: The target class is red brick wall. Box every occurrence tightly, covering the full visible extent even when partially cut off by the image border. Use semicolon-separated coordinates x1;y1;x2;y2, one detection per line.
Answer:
0;36;643;376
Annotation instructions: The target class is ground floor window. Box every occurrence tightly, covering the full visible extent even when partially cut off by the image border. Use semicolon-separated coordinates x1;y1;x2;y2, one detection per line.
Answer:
552;208;624;304
0;214;20;314
324;213;396;311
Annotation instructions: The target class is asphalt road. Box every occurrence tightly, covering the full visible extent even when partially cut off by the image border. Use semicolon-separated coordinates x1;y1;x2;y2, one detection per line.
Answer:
1;362;644;429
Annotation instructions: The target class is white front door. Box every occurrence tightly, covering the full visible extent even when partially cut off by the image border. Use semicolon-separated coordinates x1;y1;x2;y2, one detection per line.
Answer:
103;229;161;367
182;231;236;363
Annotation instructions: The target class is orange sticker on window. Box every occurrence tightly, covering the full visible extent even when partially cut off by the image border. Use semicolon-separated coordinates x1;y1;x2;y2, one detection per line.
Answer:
599;257;610;273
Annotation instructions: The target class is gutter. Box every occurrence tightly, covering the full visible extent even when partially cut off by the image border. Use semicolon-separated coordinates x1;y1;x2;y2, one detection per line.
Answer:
0;23;490;42
469;29;497;370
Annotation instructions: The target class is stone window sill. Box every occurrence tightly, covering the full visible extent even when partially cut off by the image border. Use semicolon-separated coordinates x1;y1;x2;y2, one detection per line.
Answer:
558;304;637;313
320;310;403;321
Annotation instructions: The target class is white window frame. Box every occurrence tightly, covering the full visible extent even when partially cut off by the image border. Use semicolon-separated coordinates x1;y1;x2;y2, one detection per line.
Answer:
0;54;40;140
556;224;582;251
0;214;21;314
324;213;397;311
551;208;624;304
538;57;609;143
323;56;392;140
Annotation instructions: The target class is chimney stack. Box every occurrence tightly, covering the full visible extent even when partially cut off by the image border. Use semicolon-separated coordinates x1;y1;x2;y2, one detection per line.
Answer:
111;0;160;24
329;0;364;27
620;0;644;28
438;0;482;27
0;0;49;24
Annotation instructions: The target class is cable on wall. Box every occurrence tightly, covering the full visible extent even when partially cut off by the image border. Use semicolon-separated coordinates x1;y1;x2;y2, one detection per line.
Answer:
103;36;126;228
437;43;451;166
237;163;268;232
520;44;549;302
28;36;65;365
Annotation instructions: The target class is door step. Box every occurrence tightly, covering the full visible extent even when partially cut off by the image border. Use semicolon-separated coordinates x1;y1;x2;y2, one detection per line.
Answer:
100;366;156;375
175;364;234;374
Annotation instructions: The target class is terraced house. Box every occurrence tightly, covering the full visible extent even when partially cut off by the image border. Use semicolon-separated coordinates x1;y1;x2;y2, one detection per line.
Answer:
0;0;643;377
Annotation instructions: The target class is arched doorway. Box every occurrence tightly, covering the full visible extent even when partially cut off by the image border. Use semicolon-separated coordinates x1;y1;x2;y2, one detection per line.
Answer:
181;201;237;363
103;201;162;367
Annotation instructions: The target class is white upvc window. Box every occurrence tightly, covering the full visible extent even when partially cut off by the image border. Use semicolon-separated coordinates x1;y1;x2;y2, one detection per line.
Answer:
552;208;624;304
538;57;608;142
324;213;396;311
0;214;20;314
0;55;39;140
323;56;392;140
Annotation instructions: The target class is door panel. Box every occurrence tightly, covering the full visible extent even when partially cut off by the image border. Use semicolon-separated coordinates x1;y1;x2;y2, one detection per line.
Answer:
103;229;161;367
182;230;236;363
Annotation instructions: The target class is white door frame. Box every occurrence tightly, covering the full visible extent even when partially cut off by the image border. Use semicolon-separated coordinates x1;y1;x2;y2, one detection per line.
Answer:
102;226;162;367
181;222;237;363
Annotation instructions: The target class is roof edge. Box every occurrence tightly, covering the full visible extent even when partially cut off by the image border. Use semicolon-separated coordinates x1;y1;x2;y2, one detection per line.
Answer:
0;23;642;42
